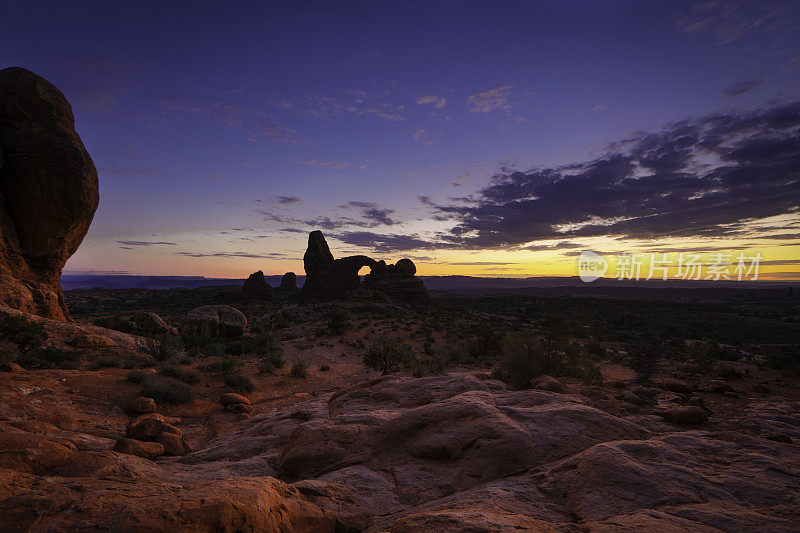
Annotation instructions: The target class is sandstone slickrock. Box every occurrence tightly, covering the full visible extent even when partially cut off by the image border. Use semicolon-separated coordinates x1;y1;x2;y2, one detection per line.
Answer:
0;67;99;320
530;374;566;393
242;269;274;300
1;371;798;531
302;230;428;301
182;304;247;338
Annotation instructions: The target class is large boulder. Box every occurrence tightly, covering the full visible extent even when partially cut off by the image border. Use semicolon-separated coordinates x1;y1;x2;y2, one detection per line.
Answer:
242;270;273;300
133;311;172;334
0;67;99;320
182;305;246;338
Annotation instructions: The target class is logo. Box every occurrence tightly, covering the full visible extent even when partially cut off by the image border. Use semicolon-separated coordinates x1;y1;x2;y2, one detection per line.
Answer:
578;251;608;282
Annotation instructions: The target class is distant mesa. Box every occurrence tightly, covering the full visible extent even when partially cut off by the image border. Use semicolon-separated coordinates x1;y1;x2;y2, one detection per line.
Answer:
242;270;273;300
301;230;428;302
0;67;99;320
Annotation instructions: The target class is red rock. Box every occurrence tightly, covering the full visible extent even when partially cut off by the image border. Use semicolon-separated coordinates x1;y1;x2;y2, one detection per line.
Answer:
530;375;566;393
113;438;164;459
0;67;99;320
219;392;250;406
156;432;192;456
127;397;156;415
660;405;708;424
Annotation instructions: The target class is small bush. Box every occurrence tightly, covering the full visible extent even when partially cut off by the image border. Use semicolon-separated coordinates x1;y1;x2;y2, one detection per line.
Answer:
126;369;149;383
137;334;184;362
244;331;282;356
199;356;241;374
159;364;201;384
498;334;564;389
1;315;47;352
222;373;254;392
290;359;308;378
93;316;133;333
763;346;800;376
140;375;196;404
687;341;738;369
319;364;330;371
0;338;20;365
363;337;409;374
326;309;350;335
258;351;285;374
200;341;227;358
87;356;122;369
18;345;83;369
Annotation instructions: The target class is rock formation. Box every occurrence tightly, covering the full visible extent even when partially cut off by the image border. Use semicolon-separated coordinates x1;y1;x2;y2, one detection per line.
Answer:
302;231;428;301
280;271;298;292
0;67;99;320
242;270;273;300
363;258;429;302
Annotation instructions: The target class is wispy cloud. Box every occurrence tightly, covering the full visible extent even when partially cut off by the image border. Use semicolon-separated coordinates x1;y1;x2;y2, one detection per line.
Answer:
295;159;350;170
720;79;762;97
301;89;405;123
467;85;515;113
273;195;303;205
117;240;178;246
161;97;309;144
176;251;287;259
415;94;447;108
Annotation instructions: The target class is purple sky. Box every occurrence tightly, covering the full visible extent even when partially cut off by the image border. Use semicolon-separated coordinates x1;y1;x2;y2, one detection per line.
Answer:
1;1;799;278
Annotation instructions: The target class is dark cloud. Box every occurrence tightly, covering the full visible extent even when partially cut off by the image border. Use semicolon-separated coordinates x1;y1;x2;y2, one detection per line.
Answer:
273;195;303;205
423;99;800;249
332;231;441;253
341;201;400;226
720;80;762;98
117;240;178;246
449;261;520;266
524;241;583;251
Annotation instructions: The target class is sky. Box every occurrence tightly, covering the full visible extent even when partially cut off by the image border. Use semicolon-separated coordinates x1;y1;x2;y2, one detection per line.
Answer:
1;0;799;280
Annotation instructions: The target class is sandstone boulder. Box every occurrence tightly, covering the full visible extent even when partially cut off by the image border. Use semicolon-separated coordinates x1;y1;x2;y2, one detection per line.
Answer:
0;67;99;320
133;311;172;334
113;438;164;460
127;397;156;415
530;375;565;393
220;392;250;406
156;432;192;456
182;304;246;338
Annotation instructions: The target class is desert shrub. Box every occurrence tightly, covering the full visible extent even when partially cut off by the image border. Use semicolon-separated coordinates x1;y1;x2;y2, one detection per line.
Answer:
258;351;285;374
409;355;445;378
498;333;563;389
763;346;800;376
586;339;606;356
126;369;149;383
244;331;282;356
137;334;184;362
87;356;122;369
225;341;244;356
140;375;196;404
159;363;201;384
319;364;330;371
498;333;603;388
18;345;83;369
199;356;241;374
290;359;307;378
222;373;254;392
687;341;738;369
363;337;410;374
0;338;20;365
326;309;350;334
200;341;227;358
1;315;47;352
92;315;133;333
